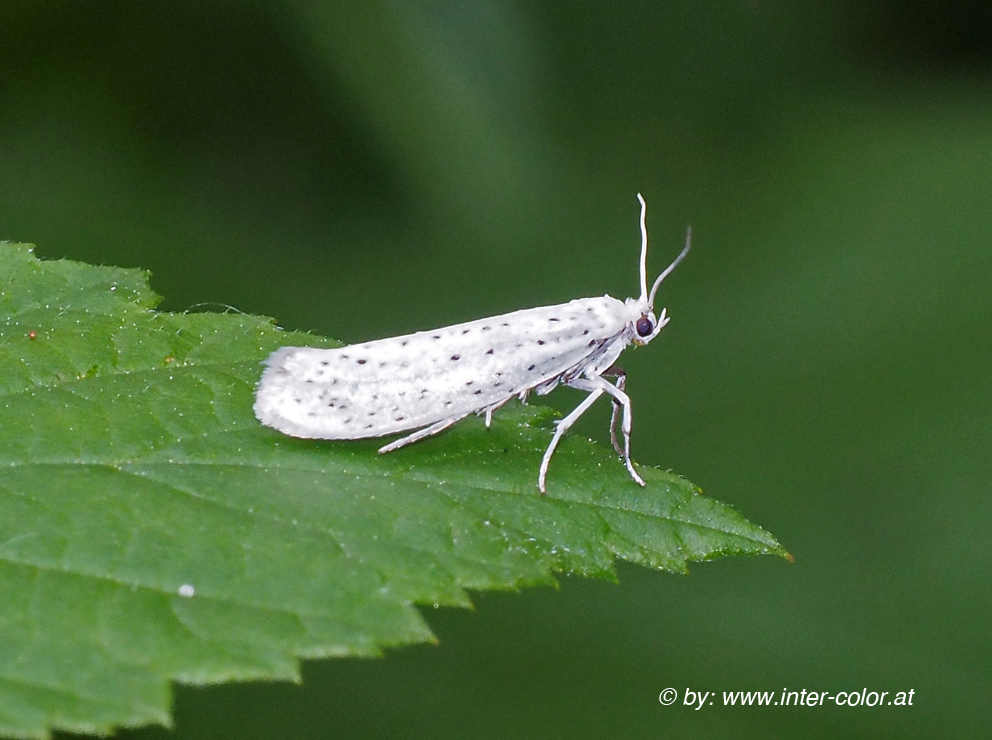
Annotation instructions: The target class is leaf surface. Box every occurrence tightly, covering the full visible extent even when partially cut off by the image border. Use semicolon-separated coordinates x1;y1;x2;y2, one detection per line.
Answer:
0;243;787;737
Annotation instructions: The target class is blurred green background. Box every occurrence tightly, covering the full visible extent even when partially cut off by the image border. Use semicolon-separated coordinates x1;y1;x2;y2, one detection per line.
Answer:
3;1;989;738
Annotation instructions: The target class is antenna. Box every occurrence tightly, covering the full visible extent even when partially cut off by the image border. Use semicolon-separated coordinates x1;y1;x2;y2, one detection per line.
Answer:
637;193;649;302
648;226;691;308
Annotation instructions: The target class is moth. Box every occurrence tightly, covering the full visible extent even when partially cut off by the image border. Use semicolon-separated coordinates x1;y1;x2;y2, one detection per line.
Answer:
254;194;690;493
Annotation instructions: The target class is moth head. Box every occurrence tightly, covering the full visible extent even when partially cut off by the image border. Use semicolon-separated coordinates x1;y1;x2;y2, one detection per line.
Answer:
631;193;690;345
629;307;668;346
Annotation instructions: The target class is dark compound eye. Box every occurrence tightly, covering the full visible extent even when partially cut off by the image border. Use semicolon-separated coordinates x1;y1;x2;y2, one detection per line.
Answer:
636;316;653;337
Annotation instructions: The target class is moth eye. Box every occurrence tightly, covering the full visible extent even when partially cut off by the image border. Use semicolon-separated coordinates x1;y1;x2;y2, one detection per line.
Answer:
636;316;653;337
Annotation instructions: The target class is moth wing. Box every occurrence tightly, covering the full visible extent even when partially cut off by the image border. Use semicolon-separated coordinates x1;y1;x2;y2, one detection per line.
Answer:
254;296;632;440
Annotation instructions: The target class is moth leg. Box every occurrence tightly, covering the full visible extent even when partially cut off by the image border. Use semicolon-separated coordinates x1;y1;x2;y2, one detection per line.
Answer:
378;414;469;454
601;365;627;457
590;373;645;487
538;380;605;494
478;398;510;428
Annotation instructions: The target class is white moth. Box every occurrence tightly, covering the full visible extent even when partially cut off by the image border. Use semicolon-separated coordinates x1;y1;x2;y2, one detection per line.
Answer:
254;194;690;493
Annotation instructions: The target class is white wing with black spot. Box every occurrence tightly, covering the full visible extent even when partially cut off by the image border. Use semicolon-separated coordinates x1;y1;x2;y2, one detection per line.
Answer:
253;296;634;440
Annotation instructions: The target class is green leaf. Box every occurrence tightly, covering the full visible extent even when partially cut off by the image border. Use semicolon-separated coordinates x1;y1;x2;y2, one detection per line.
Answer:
0;242;787;738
